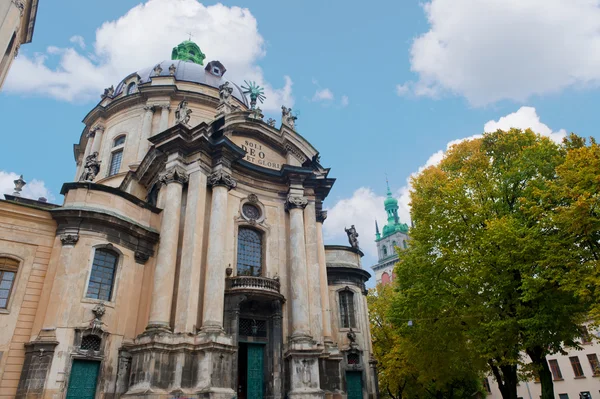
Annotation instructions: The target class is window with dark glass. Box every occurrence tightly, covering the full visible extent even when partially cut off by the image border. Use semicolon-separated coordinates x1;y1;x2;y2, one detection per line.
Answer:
0;257;18;309
558;394;569;399
108;149;123;176
86;249;118;301
549;359;563;380
236;228;262;276
569;356;585;377
113;135;126;147
242;203;261;220
126;82;137;95
339;290;356;328
587;353;600;376
81;335;101;351
382;246;387;256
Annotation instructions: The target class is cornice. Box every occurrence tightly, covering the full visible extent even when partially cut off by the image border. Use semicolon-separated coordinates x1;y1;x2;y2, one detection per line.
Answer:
60;182;162;214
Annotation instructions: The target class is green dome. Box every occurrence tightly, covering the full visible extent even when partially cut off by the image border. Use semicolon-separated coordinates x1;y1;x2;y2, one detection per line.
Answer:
384;195;398;207
376;179;409;241
171;40;206;65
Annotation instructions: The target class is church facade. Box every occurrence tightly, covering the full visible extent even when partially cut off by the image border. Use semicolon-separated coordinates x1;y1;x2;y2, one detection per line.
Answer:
370;184;409;285
0;41;378;399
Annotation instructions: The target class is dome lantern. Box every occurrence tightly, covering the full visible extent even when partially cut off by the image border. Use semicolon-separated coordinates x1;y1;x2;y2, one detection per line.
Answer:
171;40;206;65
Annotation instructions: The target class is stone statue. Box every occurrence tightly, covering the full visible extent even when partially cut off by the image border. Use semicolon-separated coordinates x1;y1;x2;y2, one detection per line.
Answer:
169;63;177;76
102;85;114;99
79;152;101;182
175;100;192;125
218;82;233;105
266;118;276;127
251;107;264;120
345;225;359;250
90;302;106;334
153;64;163;76
281;106;297;129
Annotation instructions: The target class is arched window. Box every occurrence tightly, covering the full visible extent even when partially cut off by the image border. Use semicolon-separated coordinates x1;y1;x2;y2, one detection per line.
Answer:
108;135;125;177
0;257;18;309
339;290;356;328
126;82;137;95
113;135;126;147
236;228;262;276
392;240;397;249
86;249;118;301
382;246;387;256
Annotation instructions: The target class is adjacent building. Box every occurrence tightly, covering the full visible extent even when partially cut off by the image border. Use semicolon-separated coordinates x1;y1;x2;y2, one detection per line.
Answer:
0;41;378;399
0;0;39;88
370;183;409;285
485;333;600;399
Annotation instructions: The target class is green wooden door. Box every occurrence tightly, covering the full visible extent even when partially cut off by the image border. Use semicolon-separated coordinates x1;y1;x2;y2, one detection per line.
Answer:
66;360;100;399
346;371;363;399
246;344;264;399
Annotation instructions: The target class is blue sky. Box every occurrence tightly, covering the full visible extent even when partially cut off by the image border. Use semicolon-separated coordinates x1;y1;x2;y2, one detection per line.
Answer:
1;0;600;269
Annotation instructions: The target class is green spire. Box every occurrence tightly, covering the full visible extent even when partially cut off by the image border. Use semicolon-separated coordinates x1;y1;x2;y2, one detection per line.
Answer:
379;178;409;240
375;220;381;240
171;41;206;65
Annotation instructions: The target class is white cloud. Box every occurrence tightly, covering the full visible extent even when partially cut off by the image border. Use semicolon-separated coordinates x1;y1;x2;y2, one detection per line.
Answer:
5;0;292;111
69;35;85;49
484;106;566;143
0;172;53;202
398;0;600;106
312;88;334;102
340;95;349;107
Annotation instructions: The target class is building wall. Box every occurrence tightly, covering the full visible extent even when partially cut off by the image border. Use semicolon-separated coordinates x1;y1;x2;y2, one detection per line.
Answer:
0;0;38;89
0;201;56;398
486;335;600;399
372;230;408;284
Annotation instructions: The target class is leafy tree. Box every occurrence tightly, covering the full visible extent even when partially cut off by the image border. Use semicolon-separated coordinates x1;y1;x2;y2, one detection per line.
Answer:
391;129;597;399
369;284;486;398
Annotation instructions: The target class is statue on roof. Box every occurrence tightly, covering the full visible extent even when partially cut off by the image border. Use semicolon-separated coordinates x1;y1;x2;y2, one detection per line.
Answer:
281;106;298;129
219;82;233;104
175;100;192;126
80;152;101;182
345;225;360;250
171;41;205;65
241;80;265;110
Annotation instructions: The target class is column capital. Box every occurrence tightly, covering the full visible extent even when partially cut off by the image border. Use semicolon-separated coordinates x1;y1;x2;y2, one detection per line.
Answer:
159;166;188;186
285;195;308;211
60;234;79;246
207;170;237;190
91;124;105;135
316;210;328;223
143;105;156;112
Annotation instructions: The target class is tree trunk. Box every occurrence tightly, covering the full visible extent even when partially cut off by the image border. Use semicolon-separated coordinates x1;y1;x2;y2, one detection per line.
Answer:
527;346;555;399
489;360;519;399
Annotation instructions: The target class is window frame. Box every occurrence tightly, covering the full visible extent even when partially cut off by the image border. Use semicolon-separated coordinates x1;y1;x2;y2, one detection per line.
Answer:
235;227;264;277
83;246;121;303
549;359;563;380
587;353;600;376
569;356;585;378
338;288;357;329
126;82;137;95
106;135;126;177
0;256;20;311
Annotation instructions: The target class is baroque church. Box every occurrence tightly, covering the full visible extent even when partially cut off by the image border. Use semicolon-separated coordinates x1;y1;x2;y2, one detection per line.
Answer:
0;41;378;399
370;183;409;285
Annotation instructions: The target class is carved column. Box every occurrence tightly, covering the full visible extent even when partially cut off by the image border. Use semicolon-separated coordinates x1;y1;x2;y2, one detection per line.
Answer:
304;201;323;343
174;170;208;333
136;105;155;161
286;194;312;341
146;167;188;331
316;210;333;343
89;125;105;155
159;104;170;132
200;170;237;332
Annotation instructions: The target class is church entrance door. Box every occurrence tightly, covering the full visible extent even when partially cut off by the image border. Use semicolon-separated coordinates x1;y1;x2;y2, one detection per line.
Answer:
238;342;264;399
346;371;363;399
66;359;100;399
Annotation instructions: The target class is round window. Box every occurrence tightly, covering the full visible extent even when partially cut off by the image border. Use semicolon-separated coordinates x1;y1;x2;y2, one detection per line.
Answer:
242;203;261;220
